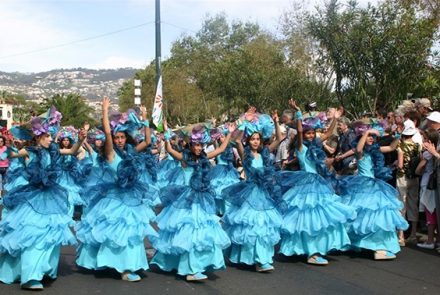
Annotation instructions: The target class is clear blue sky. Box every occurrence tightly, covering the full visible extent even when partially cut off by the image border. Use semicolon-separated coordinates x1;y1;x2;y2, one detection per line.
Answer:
0;0;376;73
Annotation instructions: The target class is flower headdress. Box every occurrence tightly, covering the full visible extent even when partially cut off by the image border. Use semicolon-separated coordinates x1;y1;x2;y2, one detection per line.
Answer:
352;119;385;137
87;128;106;144
237;112;274;140
109;109;149;139
189;124;212;144
57;126;78;143
302;111;328;131
31;106;62;137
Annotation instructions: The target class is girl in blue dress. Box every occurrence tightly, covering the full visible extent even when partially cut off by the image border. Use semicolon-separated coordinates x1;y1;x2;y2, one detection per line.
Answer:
0;107;86;290
337;127;408;260
56;126;86;217
221;109;283;272
157;133;184;188
151;121;235;281
76;98;158;282
208;128;240;215
277;100;354;265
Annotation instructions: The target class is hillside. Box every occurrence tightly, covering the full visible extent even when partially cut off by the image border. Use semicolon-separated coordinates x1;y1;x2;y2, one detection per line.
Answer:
0;68;138;101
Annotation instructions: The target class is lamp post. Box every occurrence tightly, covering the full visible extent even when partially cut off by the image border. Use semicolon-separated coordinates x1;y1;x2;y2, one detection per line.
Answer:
134;79;141;105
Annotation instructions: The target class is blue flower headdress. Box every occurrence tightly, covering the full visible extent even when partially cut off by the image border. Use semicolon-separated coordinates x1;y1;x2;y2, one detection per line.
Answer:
57;126;78;143
109;109;149;139
237;112;274;140
302;111;328;131
10;106;62;140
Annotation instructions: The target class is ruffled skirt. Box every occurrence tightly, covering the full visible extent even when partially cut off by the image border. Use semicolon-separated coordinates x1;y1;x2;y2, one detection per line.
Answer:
337;175;408;253
0;202;76;284
58;171;85;217
222;182;282;265
151;186;230;275
278;171;355;256
76;194;157;273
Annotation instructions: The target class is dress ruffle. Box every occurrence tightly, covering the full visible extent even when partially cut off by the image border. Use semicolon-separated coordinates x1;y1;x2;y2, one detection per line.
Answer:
0;202;76;256
277;171;354;255
337;175;408;233
151;203;230;255
75;197;157;248
157;166;186;188
223;201;282;246
208;164;240;197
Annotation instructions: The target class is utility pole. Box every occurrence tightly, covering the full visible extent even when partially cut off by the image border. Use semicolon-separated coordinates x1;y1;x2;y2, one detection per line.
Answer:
155;0;161;86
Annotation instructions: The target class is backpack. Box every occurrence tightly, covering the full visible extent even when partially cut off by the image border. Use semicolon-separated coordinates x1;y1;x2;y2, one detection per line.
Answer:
404;143;420;179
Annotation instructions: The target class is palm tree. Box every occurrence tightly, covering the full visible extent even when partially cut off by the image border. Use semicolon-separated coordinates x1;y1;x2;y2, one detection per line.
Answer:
41;93;97;128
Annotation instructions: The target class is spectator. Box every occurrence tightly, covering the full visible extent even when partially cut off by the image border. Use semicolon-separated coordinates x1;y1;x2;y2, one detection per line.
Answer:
396;121;422;245
417;98;433;130
333;117;356;175
416;129;439;249
0;136;9;196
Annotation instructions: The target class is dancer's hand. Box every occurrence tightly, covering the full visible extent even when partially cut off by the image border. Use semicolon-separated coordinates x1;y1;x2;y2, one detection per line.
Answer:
102;96;110;111
271;110;279;123
227;123;237;133
288;99;300;111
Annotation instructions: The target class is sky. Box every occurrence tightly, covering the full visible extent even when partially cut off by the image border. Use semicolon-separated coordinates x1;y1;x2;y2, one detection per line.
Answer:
0;0;377;73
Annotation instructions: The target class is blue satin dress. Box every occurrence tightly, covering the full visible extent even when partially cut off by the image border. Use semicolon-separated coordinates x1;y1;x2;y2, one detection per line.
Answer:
221;147;283;266
337;153;408;253
151;150;230;276
75;148;158;274
0;144;76;285
277;144;354;256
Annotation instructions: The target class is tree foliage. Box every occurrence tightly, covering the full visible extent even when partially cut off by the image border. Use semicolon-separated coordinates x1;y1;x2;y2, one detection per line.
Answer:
118;1;440;123
40;93;97;128
306;0;440;117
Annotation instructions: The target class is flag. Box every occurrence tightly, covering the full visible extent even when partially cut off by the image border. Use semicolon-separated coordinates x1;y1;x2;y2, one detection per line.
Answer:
152;76;164;131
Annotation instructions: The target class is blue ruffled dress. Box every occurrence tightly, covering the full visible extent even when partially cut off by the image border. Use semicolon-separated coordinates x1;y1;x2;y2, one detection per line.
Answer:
138;148;160;206
151;150;230;276
157;153;181;187
336;153;408;254
207;146;240;215
0;144;76;285
221;147;283;266
2;149;29;218
75;148;158;274
56;154;86;217
277;143;354;256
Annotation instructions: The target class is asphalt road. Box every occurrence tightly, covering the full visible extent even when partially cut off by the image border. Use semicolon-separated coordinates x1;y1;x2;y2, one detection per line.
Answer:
1;244;439;295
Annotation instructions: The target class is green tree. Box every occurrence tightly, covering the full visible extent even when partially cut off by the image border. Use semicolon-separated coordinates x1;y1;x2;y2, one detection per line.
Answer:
41;93;96;127
306;0;439;117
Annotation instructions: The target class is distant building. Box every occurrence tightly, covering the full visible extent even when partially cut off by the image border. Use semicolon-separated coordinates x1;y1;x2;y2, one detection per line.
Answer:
0;99;13;129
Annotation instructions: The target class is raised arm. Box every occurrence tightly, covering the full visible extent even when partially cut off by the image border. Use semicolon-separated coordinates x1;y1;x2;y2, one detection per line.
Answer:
380;138;400;153
320;107;343;142
135;105;152;152
234;131;245;160
356;129;378;159
163;119;183;161
102;96;115;162
207;124;236;159
60;129;87;155
268;110;282;153
289;99;303;151
82;140;95;157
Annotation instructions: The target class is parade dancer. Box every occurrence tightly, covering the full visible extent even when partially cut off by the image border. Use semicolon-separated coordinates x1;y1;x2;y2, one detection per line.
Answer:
0;107;85;290
277;100;354;265
221;108;283;272
75;97;157;282
337;126;408;260
151;121;235;281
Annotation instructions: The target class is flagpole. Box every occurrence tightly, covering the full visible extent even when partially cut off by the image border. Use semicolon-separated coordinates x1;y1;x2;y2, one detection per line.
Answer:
152;0;163;131
155;0;161;85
